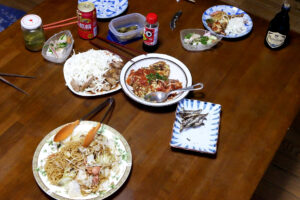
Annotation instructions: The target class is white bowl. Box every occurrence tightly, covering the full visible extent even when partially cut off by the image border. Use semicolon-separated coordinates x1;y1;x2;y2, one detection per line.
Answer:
42;30;74;64
120;53;192;107
180;29;222;51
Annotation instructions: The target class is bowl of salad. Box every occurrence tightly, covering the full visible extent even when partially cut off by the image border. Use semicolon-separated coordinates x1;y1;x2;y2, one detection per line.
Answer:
180;29;222;51
42;30;74;63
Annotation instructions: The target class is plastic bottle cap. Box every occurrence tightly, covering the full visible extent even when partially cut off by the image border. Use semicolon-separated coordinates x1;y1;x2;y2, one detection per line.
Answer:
146;13;158;24
21;14;42;30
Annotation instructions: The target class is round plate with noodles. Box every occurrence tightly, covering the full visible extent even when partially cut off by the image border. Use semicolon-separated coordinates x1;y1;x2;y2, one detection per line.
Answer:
32;121;132;200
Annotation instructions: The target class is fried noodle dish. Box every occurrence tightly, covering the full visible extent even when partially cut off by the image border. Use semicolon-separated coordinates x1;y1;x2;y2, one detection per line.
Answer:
126;61;182;99
44;133;119;197
206;11;245;35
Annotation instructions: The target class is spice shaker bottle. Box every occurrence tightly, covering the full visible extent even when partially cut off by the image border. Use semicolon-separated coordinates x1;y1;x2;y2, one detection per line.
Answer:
21;14;45;51
143;13;159;52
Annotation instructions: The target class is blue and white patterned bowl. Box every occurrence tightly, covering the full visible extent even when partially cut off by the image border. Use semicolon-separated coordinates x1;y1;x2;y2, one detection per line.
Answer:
202;5;253;39
78;0;128;19
170;99;221;154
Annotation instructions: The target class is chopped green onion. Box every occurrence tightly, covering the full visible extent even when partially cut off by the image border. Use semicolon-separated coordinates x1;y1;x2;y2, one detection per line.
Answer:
146;73;167;83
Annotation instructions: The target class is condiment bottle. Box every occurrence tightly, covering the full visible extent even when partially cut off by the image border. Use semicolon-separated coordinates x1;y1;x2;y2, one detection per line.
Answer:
143;13;159;52
21;14;45;51
264;0;290;50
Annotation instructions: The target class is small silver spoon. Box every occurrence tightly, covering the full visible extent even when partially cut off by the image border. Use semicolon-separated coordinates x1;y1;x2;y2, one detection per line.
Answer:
144;83;204;103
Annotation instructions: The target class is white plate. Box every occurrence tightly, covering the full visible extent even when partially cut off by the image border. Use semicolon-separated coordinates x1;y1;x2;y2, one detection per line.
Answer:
78;0;128;19
63;50;122;97
32;121;132;200
170;99;221;154
64;81;121;97
202;5;253;38
120;53;192;107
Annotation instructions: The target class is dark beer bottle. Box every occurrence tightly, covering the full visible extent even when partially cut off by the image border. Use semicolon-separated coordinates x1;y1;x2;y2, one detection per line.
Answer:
264;1;290;50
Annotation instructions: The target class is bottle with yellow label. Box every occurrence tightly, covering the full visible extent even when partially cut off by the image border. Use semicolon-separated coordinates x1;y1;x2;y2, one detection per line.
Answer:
264;1;290;50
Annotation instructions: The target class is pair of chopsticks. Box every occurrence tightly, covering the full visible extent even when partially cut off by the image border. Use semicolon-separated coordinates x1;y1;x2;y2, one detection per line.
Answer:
43;16;77;30
90;36;146;62
54;97;115;144
0;73;35;95
81;97;115;123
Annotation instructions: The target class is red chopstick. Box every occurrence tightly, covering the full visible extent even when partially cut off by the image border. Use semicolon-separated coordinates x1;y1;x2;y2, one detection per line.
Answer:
43;16;77;30
43;16;77;28
96;36;145;56
43;21;77;30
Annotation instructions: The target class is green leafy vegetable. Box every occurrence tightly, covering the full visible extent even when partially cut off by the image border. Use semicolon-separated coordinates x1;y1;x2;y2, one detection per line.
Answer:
146;73;167;83
184;33;193;39
200;36;209;45
59;34;67;41
56;42;67;48
206;18;214;25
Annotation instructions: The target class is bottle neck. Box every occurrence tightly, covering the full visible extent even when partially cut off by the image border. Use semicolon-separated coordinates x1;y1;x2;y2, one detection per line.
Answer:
282;1;290;12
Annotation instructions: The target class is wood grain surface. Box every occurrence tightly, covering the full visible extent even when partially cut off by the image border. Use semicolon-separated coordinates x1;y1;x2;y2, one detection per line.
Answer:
0;0;299;199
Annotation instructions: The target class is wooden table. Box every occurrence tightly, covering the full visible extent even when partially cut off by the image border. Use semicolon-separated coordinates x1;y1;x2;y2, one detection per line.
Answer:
0;0;299;199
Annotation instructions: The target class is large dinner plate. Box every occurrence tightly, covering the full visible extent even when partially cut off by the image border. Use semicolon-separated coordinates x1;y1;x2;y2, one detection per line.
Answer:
63;50;122;97
78;0;128;19
120;53;192;107
202;5;253;38
32;121;132;200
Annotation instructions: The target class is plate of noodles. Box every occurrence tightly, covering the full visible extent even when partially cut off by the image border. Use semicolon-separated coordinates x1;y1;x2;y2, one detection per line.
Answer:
32;121;132;200
63;49;124;97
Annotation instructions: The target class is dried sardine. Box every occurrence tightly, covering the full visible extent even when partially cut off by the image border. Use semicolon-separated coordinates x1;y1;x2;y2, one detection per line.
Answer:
179;109;202;116
179;108;208;131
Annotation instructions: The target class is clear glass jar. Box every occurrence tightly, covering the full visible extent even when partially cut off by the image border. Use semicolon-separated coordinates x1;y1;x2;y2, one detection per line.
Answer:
21;14;45;51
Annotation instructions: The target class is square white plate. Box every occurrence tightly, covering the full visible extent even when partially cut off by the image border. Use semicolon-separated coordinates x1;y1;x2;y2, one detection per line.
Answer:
170;98;221;154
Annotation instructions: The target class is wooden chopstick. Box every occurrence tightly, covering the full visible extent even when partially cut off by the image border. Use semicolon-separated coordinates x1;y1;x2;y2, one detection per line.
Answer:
89;41;134;62
0;73;35;79
43;16;77;28
0;76;28;95
96;36;145;56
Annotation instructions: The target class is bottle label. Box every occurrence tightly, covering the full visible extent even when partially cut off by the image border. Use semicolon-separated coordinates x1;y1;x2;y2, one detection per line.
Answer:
266;31;286;48
143;27;158;46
